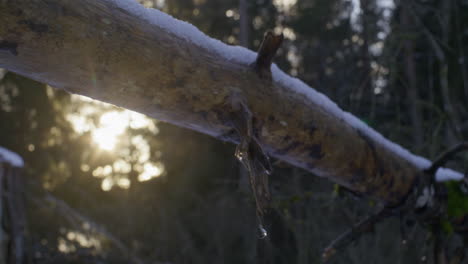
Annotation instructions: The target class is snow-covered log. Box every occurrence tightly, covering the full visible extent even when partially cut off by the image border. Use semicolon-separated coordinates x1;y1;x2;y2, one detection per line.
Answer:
0;147;25;264
0;147;24;168
0;0;462;205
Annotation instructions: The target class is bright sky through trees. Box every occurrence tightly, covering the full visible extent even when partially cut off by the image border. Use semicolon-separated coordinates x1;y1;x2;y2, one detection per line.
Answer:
66;94;163;191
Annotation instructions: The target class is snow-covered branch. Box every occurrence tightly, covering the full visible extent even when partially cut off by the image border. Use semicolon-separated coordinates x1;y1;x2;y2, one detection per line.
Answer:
0;0;462;205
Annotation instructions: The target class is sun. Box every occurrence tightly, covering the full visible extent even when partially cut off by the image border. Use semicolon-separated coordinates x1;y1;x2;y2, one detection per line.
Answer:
91;111;127;151
67;97;158;151
67;94;164;190
92;127;119;151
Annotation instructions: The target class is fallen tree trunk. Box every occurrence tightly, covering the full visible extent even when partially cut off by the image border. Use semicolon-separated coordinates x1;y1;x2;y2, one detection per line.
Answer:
0;147;26;264
0;0;458;205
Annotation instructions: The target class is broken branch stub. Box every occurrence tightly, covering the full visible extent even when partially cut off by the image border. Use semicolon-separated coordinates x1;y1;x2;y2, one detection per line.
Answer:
253;31;284;78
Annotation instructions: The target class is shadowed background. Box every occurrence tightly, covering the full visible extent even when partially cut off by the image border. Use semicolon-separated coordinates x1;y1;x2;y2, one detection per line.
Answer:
0;0;467;263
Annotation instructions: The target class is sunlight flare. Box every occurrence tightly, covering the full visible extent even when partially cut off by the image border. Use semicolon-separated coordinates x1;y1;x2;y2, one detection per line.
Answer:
91;111;127;150
138;162;164;182
66;94;164;191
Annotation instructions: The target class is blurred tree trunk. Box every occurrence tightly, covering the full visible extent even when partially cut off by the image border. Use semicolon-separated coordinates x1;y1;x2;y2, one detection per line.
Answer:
439;0;462;142
358;0;373;115
419;0;462;143
400;3;423;151
239;0;249;48
237;0;250;193
0;0;432;206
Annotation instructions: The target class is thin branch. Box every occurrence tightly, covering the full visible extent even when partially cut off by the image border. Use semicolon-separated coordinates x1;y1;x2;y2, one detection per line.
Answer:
406;2;449;62
322;208;391;262
425;143;468;175
31;193;148;264
407;1;462;138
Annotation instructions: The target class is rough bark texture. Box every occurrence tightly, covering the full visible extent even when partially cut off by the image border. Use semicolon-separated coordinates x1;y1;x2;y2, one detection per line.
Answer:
0;0;423;205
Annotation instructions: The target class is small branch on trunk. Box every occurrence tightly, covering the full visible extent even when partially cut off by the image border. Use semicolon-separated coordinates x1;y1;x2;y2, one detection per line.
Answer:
425;143;468;175
231;30;283;238
253;31;283;78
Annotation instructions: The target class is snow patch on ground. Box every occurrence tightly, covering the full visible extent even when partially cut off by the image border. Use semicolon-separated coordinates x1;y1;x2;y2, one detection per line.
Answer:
111;0;464;182
0;147;24;167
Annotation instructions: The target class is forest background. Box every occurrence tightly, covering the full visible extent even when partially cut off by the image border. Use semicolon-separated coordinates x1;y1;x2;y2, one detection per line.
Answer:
1;0;468;263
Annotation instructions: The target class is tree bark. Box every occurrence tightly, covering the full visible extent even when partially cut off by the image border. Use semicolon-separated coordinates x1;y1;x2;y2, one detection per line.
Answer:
0;0;425;205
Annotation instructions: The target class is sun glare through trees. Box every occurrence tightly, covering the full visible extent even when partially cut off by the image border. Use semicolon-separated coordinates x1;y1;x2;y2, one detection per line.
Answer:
0;0;467;263
66;94;164;191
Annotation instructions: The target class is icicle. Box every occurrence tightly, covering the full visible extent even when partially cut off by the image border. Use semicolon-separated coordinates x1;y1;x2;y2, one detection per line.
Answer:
258;224;268;239
228;93;272;240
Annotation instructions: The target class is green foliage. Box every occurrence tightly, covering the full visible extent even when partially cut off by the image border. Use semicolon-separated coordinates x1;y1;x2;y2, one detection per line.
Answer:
440;218;454;235
446;181;468;219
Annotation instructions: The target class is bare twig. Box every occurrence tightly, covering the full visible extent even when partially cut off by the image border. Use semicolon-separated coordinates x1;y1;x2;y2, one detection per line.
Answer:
407;2;463;138
31;193;147;264
425;143;468;175
322;208;391;262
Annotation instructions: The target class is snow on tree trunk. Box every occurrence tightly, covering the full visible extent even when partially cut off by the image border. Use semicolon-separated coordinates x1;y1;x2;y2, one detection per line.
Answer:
0;0;462;205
